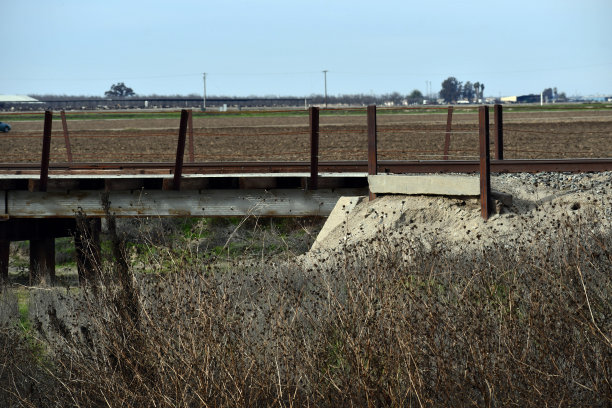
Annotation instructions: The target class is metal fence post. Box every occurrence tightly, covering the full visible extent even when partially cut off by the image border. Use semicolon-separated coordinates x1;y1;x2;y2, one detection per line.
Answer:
367;105;377;201
479;106;491;220
60;110;73;163
188;109;195;162
309;106;319;190
40;110;53;192
494;104;504;160
173;109;189;190
443;105;454;160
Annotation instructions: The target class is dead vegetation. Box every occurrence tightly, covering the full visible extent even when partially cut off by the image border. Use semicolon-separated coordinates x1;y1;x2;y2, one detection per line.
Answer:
1;209;610;407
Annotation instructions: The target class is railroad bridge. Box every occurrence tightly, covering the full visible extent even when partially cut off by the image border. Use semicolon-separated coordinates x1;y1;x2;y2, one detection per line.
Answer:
1;106;611;285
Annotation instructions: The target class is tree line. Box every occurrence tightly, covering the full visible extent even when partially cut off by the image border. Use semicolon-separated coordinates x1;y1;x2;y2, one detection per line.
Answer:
439;77;485;103
29;81;571;107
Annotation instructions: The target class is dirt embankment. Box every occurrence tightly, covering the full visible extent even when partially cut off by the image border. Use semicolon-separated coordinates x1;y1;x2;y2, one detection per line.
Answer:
308;171;612;257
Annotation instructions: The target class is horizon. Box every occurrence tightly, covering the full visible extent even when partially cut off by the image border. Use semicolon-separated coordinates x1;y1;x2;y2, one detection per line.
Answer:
2;1;611;98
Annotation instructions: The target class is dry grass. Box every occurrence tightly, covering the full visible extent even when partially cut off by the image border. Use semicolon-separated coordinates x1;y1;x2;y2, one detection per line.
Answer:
1;213;611;407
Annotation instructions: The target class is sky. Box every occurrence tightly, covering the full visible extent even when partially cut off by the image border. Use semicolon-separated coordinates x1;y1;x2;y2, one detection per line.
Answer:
2;0;611;98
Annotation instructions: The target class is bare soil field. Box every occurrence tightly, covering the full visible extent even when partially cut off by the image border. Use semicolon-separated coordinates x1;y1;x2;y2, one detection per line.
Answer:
1;109;611;163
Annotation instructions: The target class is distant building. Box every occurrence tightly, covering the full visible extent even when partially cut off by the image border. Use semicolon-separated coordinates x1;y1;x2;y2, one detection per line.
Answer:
0;94;43;110
500;94;540;104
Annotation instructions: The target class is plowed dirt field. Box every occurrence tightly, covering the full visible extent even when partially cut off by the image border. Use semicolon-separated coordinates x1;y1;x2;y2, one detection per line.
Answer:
2;109;611;163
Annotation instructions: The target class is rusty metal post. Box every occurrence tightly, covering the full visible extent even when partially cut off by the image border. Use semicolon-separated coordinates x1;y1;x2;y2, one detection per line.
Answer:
367;105;377;201
494;104;504;160
187;109;195;162
443;105;454;160
309;106;319;190
479;106;491;220
60;110;73;163
172;109;189;190
40;110;53;192
0;240;8;283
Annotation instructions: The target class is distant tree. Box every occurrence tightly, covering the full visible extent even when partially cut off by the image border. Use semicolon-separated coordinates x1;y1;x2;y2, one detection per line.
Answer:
463;81;474;102
385;92;403;105
105;82;135;97
440;77;462;103
480;83;485;100
542;88;554;102
473;82;480;102
407;89;424;104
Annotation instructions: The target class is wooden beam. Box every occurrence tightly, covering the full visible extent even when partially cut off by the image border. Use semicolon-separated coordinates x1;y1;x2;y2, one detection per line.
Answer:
0;240;8;283
0;218;76;241
30;238;55;286
6;188;368;218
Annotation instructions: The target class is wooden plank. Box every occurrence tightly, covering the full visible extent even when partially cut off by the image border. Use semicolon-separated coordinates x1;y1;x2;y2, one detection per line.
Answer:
7;188;368;218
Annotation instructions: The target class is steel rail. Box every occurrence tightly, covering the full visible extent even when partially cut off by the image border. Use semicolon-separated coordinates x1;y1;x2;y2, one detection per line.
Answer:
0;159;611;175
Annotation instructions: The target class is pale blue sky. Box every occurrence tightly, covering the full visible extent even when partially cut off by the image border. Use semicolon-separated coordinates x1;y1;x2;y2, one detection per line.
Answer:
2;0;611;98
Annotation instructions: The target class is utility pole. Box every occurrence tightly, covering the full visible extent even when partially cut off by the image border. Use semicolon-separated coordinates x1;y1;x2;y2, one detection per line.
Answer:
323;70;328;108
202;73;207;111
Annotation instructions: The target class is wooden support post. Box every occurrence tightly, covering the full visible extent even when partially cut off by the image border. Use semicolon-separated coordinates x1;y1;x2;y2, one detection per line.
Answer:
0;240;8;283
29;110;57;285
172;109;190;190
309;106;319;190
479;106;491;220
367;105;378;201
494;104;504;160
30;238;55;286
443;105;454;160
188;109;195;162
40;110;53;192
60;110;73;163
75;218;101;285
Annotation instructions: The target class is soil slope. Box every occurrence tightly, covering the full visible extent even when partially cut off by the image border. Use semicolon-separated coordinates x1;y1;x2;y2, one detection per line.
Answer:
309;171;612;256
